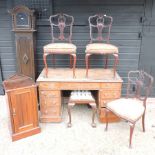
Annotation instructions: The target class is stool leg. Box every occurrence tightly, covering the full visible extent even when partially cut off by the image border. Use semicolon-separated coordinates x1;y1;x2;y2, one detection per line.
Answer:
43;54;48;77
67;102;75;128
89;103;97;128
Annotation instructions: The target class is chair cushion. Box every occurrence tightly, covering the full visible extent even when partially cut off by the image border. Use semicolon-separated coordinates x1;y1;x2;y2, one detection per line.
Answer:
70;90;95;102
44;43;76;53
86;43;118;54
106;98;145;122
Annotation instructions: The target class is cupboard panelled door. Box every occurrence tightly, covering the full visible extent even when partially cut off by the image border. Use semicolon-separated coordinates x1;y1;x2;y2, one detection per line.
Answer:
10;88;37;133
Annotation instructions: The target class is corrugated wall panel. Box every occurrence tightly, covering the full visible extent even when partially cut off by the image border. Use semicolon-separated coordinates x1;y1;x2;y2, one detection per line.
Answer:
1;0;151;96
0;0;16;82
35;0;144;95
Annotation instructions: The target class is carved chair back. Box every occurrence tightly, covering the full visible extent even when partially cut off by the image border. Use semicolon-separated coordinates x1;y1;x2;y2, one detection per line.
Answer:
49;13;74;43
126;70;154;107
88;14;113;43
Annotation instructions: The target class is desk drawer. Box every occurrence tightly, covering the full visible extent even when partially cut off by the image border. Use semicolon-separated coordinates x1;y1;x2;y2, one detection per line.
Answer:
40;90;60;98
99;99;115;108
39;82;60;90
60;82;100;90
100;90;121;99
100;83;122;90
41;105;61;117
99;107;120;123
40;97;60;107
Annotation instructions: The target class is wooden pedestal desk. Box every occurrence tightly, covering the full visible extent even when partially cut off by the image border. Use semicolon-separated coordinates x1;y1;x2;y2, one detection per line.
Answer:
37;68;123;123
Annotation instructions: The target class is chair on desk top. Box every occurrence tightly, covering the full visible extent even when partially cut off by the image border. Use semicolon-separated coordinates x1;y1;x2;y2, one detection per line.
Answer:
105;70;154;148
43;13;77;78
85;14;119;78
67;90;97;128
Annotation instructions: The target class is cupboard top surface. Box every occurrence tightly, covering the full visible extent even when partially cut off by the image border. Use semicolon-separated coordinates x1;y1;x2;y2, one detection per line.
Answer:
3;74;36;91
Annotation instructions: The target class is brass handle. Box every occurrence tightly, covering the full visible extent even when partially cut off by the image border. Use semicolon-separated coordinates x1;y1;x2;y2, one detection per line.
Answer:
12;108;16;116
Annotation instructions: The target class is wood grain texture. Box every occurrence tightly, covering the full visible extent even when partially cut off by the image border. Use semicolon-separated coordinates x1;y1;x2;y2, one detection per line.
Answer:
37;68;122;123
3;75;41;141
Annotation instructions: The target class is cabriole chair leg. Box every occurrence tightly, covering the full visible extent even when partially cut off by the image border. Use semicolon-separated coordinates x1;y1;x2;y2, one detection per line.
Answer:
142;112;146;132
105;108;109;131
129;123;135;148
113;54;119;78
86;54;91;77
71;54;76;78
43;54;48;78
104;55;108;69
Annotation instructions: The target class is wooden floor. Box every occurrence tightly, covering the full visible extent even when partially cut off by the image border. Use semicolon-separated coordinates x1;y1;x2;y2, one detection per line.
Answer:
37;68;123;82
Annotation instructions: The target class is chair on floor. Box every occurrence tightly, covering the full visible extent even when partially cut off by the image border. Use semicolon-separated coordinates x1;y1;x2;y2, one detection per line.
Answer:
67;90;97;128
105;70;154;148
85;14;119;78
43;13;76;78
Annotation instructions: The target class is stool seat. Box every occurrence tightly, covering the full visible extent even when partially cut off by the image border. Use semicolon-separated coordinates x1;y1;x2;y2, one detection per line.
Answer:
67;90;97;128
70;90;95;101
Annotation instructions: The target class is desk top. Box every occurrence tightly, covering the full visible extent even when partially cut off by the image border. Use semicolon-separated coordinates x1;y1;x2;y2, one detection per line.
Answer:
37;68;123;83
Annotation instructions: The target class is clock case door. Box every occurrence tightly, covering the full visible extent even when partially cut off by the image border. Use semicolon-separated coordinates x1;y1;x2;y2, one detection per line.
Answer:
15;31;36;80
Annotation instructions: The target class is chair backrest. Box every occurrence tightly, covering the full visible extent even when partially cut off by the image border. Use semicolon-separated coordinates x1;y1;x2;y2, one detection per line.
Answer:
49;13;74;43
126;70;154;106
88;14;113;43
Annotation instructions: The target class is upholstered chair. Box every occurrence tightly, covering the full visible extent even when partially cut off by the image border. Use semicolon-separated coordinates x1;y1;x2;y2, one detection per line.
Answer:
105;70;154;148
43;13;76;78
85;14;119;77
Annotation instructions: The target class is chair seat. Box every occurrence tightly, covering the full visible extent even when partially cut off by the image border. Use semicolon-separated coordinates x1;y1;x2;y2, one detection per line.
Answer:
70;90;95;102
44;43;76;54
85;43;118;54
106;98;145;122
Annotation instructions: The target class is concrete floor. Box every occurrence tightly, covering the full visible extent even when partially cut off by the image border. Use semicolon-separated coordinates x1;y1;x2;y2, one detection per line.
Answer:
0;96;155;155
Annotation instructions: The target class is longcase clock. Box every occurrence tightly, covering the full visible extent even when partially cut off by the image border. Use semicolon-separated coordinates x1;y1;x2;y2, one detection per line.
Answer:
10;5;36;80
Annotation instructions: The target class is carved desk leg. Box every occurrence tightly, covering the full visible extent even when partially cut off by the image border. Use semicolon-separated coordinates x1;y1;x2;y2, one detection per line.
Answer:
89;102;97;128
67;102;75;127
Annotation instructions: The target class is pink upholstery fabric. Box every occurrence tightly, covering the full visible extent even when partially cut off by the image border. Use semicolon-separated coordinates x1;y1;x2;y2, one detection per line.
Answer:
106;98;145;122
44;43;76;53
85;43;118;54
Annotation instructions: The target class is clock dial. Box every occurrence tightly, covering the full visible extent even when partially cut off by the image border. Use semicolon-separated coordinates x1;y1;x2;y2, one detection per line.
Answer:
16;12;29;28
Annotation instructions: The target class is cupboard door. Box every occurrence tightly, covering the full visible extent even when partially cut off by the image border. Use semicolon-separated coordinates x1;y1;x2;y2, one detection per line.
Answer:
10;88;36;133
